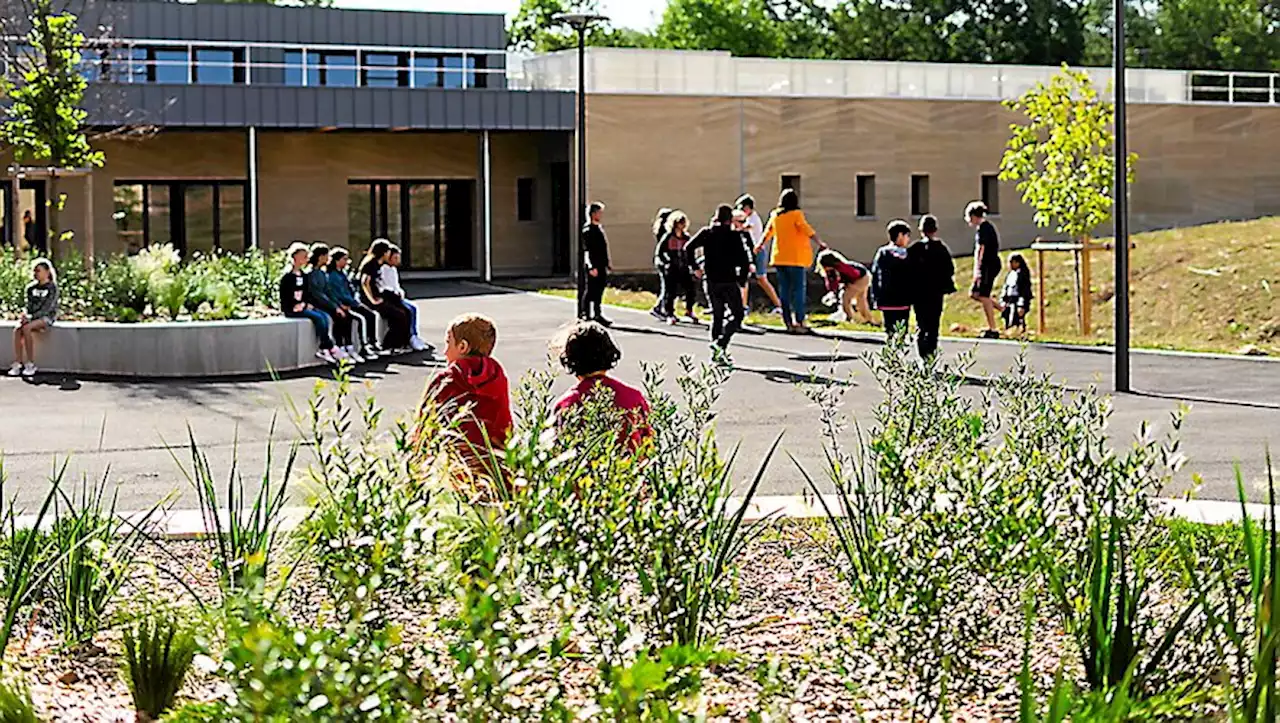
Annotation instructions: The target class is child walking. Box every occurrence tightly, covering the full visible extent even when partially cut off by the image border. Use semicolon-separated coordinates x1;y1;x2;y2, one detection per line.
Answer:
379;245;429;352
908;215;956;359
966;201;1003;339
1001;253;1034;332
326;248;384;359
653;210;697;324
685;204;753;364
9;258;58;377
736;194;782;314
815;248;874;325
280;242;343;364
870;220;914;337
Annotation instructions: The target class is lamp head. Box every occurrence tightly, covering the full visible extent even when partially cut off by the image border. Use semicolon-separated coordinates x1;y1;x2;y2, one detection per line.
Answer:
553;12;609;30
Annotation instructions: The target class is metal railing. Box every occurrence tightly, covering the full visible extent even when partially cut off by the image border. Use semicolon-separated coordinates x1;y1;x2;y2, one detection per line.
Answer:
513;48;1280;106
6;37;507;90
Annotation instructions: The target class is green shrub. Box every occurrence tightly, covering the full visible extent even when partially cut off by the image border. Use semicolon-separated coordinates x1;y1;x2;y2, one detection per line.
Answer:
0;677;38;723
90;254;149;318
123;616;199;721
158;701;231;723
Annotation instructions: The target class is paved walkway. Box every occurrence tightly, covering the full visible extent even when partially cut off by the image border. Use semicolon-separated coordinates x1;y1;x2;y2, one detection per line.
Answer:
0;282;1276;511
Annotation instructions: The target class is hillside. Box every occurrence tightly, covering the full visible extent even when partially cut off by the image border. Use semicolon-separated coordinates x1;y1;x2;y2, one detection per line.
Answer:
945;216;1280;355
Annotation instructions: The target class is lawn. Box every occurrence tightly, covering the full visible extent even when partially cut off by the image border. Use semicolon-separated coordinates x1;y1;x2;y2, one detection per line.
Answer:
534;216;1280;356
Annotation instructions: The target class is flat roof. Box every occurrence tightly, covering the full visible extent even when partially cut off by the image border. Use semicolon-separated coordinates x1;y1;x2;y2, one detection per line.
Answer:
513;47;1280;106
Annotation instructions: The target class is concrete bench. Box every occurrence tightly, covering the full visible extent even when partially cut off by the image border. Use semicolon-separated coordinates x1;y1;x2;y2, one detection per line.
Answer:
0;317;323;378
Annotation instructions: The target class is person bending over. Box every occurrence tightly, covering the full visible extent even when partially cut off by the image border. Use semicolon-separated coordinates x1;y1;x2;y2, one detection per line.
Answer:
815;248;874;325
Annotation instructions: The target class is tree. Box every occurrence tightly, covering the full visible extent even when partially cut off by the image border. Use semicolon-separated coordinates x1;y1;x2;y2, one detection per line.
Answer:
654;0;783;57
998;65;1137;242
508;0;652;53
1147;0;1278;71
0;0;105;261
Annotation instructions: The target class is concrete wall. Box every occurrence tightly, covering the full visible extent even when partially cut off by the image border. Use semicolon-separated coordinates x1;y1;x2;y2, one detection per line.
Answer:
585;94;1280;272
0;317;321;378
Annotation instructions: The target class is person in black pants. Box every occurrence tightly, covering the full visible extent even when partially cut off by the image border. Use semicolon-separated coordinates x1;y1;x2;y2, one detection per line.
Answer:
684;204;752;364
908;215;956;359
966;201;1003;339
870;220;914;338
579;201;612;326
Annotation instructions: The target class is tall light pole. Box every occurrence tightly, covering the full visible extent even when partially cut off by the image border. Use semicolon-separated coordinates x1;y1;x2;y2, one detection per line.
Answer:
1113;0;1132;393
554;12;608;315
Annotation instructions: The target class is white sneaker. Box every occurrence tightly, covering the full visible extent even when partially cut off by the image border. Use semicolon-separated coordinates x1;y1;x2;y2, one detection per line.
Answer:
347;350;365;364
7;363;22;377
21;363;36;377
316;349;336;364
410;337;427;352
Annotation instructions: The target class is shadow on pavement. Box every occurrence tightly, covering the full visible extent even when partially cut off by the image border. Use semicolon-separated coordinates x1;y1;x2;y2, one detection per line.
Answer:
732;365;851;387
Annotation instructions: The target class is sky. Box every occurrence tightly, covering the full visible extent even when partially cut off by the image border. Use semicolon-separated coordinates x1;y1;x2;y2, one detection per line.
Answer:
331;0;667;31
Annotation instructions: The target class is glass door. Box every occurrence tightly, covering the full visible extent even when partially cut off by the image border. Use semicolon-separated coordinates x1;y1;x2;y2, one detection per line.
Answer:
347;180;474;272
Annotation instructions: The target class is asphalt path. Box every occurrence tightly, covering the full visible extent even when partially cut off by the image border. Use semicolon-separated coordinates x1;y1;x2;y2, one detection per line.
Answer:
0;282;1277;511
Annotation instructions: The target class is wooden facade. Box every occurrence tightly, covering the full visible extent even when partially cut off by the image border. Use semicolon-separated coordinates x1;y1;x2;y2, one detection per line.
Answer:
585;94;1280;272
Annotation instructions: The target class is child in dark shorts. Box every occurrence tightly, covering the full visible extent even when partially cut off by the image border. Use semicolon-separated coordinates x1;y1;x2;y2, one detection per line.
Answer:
966;201;1002;339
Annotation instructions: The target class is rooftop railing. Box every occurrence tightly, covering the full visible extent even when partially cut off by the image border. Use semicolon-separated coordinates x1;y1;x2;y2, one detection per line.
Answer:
512;48;1280;106
4;38;508;90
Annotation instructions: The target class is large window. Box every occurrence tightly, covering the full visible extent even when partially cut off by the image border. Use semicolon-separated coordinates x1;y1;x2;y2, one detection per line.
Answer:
193;48;244;85
348;180;473;271
113;181;248;255
361;51;408;88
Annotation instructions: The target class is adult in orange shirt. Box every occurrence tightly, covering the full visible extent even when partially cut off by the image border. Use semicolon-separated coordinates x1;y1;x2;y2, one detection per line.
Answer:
760;188;825;334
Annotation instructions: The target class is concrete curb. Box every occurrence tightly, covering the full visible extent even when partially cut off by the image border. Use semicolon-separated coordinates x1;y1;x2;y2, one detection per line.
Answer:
17;495;1264;538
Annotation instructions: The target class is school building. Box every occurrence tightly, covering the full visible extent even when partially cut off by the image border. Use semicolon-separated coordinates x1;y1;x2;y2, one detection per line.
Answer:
3;2;1280;276
519;48;1280;272
2;0;576;278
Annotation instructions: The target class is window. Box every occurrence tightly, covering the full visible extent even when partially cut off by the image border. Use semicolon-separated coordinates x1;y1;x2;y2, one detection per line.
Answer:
317;51;357;87
780;174;802;202
411;54;441;88
361;51;407;88
981;174;1001;215
113;181;249;254
517;178;535;222
441;54;485;88
910;174;930;216
283;50;309;86
856;174;876;218
194;48;243;85
152;48;188;84
348;180;474;271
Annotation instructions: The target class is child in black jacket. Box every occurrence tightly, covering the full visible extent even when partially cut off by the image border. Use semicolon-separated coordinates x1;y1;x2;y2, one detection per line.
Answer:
1001;253;1034;332
280;241;342;364
871;220;914;336
685;204;753;361
907;215;956;359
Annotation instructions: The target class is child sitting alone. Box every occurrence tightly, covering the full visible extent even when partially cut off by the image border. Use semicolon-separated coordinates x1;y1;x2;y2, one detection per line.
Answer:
9;258;58;377
415;313;513;471
1001;253;1034;332
815;248;874;325
552;320;651;448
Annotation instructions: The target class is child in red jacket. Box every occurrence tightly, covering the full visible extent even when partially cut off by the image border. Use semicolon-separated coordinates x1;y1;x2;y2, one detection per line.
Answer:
415;313;513;480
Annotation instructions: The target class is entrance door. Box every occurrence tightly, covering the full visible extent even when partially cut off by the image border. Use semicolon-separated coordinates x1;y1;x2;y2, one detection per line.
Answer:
348;179;475;272
550;162;570;274
2;181;47;253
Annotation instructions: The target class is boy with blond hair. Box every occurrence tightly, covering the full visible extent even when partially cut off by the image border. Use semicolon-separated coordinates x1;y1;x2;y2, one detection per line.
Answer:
415;313;512;466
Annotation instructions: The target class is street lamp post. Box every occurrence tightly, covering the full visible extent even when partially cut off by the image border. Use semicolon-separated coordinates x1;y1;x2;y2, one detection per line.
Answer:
1114;0;1132;393
553;12;608;315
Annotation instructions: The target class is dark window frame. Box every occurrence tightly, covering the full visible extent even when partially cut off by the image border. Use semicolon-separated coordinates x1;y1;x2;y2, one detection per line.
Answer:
981;174;1001;216
113;179;250;255
516;177;535;222
855;174;876;219
360;50;409;88
910;173;930;216
347;178;474;271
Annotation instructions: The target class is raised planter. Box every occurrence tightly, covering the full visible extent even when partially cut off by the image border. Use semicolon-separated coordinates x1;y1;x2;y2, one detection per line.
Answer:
0;317;322;378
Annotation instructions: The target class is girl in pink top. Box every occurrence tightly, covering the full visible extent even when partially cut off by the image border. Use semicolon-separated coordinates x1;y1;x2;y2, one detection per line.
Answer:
552;321;651;449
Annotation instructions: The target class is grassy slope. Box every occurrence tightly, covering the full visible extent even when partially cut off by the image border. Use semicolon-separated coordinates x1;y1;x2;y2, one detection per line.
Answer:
536;216;1280;356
